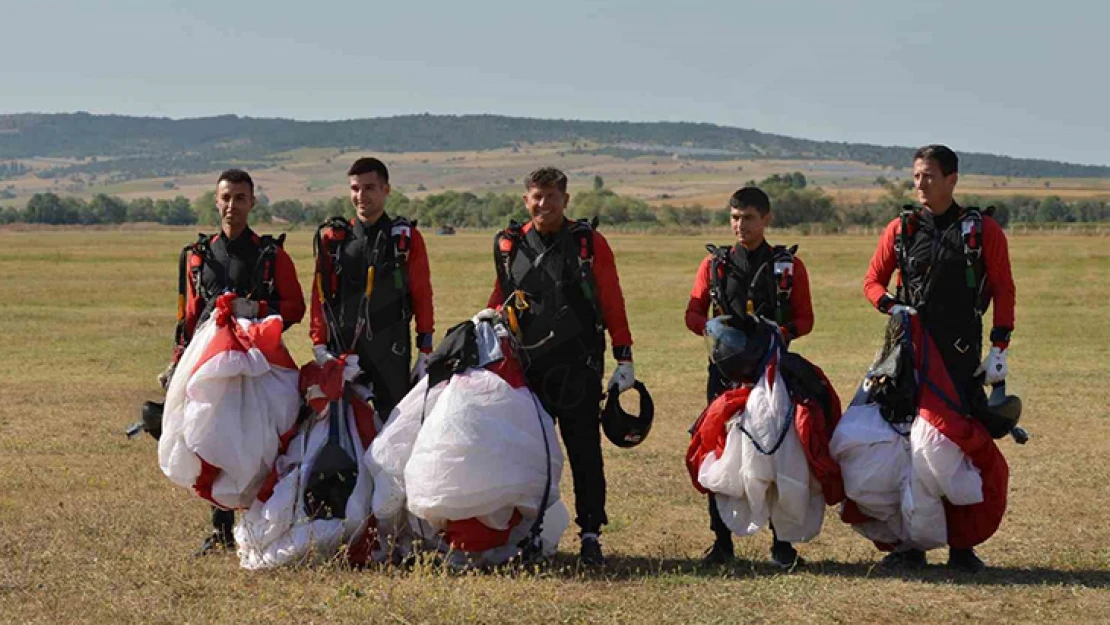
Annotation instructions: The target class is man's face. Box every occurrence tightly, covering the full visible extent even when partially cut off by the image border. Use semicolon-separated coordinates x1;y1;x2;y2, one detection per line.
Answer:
524;183;569;234
349;172;391;223
730;205;770;250
913;157;958;212
216;180;254;237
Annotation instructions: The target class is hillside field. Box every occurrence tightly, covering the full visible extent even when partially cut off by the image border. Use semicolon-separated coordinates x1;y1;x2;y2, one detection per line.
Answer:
3;143;1110;211
0;228;1107;624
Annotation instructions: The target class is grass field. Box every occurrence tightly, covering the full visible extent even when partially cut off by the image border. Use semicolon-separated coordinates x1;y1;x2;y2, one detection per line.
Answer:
0;228;1108;624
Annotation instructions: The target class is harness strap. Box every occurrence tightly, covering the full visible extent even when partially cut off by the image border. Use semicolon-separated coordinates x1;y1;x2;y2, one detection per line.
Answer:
771;244;797;325
569;218;605;334
894;206;917;302
175;233;213;348
249;233;284;300
391;217;414;321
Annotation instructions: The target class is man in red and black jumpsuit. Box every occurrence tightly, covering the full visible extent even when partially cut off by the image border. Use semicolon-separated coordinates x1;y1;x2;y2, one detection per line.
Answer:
488;167;634;566
684;186;814;568
863;144;1016;573
175;168;306;555
310;157;435;419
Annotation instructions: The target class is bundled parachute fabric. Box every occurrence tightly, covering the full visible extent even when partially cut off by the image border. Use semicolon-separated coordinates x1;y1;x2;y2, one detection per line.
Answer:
366;318;569;566
831;314;1009;551
159;294;301;510
686;348;844;543
234;358;383;569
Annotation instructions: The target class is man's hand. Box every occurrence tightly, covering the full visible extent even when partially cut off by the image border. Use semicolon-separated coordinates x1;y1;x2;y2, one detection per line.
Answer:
313;344;337;366
342;354;361;383
231;298;260;319
976;346;1008;385
607;361;635;394
157;361;177;390
410;352;428;383
889;304;917;317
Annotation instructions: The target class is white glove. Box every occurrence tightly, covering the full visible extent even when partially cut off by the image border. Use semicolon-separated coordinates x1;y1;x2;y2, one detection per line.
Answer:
342;354;361;383
607;361;635;393
410;352;428;383
889;304;917;316
313;344;337;366
976;346;1008;385
231;298;260;318
472;308;500;325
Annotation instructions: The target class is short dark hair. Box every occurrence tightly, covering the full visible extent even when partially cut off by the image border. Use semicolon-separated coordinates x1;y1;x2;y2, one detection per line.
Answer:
524;167;568;193
728;187;771;215
913;144;959;176
217;168;254;192
347;157;390;183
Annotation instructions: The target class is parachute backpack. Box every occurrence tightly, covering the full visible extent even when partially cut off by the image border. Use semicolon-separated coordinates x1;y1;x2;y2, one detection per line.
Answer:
495;216;606;344
894;204;993;313
312;215;417;351
602;381;654;448
706;243;797;325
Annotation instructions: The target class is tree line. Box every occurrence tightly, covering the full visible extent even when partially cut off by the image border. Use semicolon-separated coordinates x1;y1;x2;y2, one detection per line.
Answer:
4;173;1109;228
4;112;1108;179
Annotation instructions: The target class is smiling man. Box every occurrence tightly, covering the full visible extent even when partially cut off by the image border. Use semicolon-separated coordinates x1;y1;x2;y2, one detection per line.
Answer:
310;157;435;419
172;168;306;555
684;186;814;568
486;167;634;566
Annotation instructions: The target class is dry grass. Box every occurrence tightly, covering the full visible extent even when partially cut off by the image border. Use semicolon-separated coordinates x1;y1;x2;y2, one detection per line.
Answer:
6;145;1110;210
1;229;1108;624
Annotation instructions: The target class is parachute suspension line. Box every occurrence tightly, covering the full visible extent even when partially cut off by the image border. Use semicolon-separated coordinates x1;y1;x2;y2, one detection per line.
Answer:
735;332;795;456
517;390;552;561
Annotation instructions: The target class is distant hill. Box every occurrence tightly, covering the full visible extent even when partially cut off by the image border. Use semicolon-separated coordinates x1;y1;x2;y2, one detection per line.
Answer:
1;112;1107;179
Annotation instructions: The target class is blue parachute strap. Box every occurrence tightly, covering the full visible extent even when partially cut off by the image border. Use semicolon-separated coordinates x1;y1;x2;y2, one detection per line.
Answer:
918;328;971;417
736;333;796;455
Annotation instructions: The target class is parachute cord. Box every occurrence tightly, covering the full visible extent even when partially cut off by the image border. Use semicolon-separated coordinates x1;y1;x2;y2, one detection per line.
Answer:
517;390;552;559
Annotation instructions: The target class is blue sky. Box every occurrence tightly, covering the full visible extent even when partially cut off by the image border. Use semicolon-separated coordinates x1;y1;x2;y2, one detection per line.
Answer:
2;0;1106;165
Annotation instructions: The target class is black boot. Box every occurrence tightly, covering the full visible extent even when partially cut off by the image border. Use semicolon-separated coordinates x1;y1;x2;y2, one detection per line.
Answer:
701;533;734;566
579;534;605;567
947;547;986;573
195;507;235;556
770;539;805;569
878;548;927;570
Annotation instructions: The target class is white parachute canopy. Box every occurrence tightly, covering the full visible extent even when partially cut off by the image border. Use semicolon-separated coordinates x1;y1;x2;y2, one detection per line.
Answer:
830;400;984;550
696;366;826;543
235;372;379;570
158;307;301;510
367;363;569;565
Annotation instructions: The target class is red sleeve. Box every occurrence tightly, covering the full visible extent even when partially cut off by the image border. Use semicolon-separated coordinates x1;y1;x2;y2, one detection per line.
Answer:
309;229;335;347
271;248;305;330
407;228;434;335
487;280;504;309
684;256;712;336
183;251;203;342
591;232;633;348
982;217;1016;332
863;219;901;309
786;255;814;340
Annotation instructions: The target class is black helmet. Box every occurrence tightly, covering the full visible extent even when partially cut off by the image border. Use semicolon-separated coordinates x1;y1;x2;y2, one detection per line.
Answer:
978;382;1023;439
602;381;654;448
705;315;775;384
126;401;164;441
